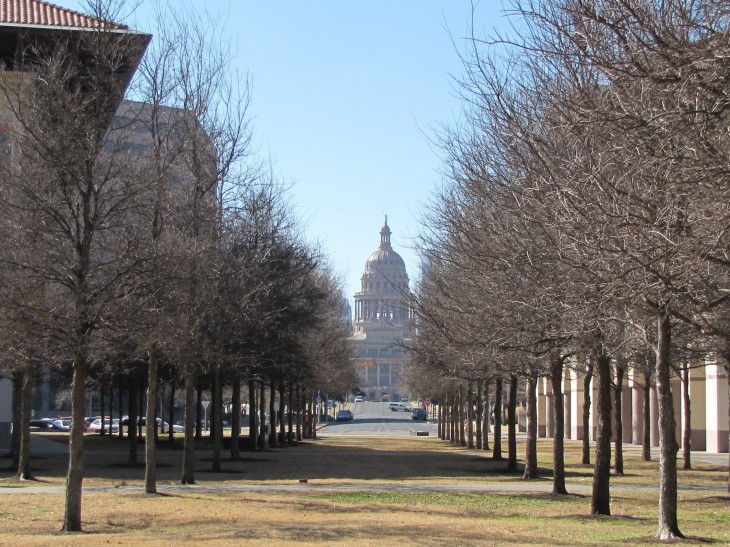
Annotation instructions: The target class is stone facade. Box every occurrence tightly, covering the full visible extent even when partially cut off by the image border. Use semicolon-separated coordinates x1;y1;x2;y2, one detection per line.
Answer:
350;218;412;401
537;358;728;454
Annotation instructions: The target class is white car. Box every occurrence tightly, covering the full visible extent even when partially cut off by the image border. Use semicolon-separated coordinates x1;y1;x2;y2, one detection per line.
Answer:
354;396;364;403
388;402;411;412
162;420;184;433
89;418;119;433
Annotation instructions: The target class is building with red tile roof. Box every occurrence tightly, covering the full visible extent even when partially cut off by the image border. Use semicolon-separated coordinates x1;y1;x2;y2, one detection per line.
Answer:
0;0;127;30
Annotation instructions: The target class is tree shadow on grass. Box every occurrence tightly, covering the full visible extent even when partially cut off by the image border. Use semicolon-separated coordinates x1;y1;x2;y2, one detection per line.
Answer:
105;462;172;469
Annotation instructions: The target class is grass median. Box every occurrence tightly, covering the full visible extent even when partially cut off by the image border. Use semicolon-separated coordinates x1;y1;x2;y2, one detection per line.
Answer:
0;433;727;545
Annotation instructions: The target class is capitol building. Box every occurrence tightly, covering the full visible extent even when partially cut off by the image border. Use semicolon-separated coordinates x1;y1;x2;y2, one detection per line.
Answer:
350;218;413;401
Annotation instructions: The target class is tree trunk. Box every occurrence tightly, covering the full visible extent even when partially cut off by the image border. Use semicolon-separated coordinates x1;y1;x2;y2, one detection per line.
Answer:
195;382;203;439
725;357;729;494
9;371;21;469
483;379;490;452
655;311;683;540
582;361;594;465
62;354;87;532
168;380;175;446
230;377;241;460
507;375;518;472
16;365;34;481
248;379;258;450
475;380;482;450
212;365;221;472
458;386;466;446
109;381;115;438
643;366;652;462
466;381;474;449
442;393;448;440
550;358;567;495
268;380;277;448
614;362;624;476
591;352;612;515
145;348;159;494
451;392;456;442
99;381;106;436
449;392;456;443
287;386;294;444
309;397;319;439
523;373;538;479
138;384;146;441
181;370;196;485
127;379;138;465
278;381;286;445
258;381;266;449
118;379;124;439
681;363;691;470
493;377;503;460
296;387;302;442
304;393;312;439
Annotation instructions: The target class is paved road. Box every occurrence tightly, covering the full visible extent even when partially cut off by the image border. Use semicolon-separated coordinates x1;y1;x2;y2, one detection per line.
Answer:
319;401;437;437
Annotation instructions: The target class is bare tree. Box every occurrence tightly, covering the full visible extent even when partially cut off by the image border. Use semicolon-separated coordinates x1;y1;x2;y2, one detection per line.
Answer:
0;0;149;530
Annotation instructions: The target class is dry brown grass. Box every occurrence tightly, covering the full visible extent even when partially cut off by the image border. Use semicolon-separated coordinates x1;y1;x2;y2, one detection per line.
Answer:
0;433;728;545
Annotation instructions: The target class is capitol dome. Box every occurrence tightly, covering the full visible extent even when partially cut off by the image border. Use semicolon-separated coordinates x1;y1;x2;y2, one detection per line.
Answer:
353;217;411;326
360;218;409;295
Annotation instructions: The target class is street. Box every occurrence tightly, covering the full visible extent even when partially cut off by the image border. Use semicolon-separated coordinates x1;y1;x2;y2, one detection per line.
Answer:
319;401;438;437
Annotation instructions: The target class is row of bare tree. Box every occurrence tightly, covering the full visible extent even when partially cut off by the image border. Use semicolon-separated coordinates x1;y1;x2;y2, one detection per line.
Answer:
0;0;354;533
406;0;728;541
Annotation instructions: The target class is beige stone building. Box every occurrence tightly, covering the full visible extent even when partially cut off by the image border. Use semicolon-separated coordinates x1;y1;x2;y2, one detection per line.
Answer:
350;218;412;401
536;361;728;454
0;0;149;451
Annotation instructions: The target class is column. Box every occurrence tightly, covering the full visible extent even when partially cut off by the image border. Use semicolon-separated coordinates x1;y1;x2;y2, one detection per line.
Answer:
621;372;633;443
706;361;729;453
630;368;644;445
563;373;572;440
590;373;598;441
671;375;682;447
537;378;547;438
545;377;555;438
688;365;707;451
650;384;659;447
570;367;585;440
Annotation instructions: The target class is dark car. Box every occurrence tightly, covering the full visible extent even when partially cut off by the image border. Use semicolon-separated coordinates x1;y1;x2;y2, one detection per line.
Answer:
29;419;54;430
411;408;427;421
336;409;353;422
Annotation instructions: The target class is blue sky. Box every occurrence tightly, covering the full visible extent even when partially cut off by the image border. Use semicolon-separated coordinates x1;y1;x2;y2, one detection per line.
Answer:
70;1;508;307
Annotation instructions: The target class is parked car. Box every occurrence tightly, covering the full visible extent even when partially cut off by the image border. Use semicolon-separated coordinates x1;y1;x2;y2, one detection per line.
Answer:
336;409;353;422
89;418;119;433
165;421;184;433
400;398;410;403
354;396;364;403
388;402;411;412
120;417;183;433
29;418;55;430
50;419;71;431
411;408;427;421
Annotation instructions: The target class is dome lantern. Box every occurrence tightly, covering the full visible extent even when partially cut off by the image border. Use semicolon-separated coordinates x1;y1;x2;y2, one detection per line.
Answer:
380;215;392;250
